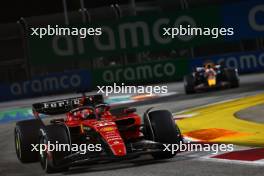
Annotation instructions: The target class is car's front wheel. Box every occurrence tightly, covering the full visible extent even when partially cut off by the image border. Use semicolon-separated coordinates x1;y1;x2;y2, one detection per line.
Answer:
144;110;182;159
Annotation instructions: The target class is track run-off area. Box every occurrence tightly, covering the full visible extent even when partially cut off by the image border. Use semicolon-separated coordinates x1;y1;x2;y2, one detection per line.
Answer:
176;93;264;146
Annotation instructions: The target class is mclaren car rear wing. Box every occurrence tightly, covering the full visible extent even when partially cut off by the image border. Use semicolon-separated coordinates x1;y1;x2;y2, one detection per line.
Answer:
32;94;104;116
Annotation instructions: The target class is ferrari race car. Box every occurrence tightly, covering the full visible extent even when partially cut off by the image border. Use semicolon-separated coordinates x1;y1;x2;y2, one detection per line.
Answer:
14;94;182;173
184;62;240;94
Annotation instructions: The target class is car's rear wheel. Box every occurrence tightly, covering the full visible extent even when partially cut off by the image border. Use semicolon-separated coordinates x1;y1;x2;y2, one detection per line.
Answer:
144;110;182;159
14;119;43;163
184;75;196;94
39;124;70;173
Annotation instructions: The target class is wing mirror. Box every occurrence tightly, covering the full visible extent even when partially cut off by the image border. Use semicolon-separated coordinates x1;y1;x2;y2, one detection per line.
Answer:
124;107;136;114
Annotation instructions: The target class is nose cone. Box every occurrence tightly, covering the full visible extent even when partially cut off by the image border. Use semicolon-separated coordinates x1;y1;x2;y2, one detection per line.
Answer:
110;142;127;156
98;125;127;157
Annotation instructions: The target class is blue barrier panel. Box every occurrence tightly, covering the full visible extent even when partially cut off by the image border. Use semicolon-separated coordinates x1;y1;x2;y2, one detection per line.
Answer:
191;50;264;73
222;0;264;41
0;70;92;102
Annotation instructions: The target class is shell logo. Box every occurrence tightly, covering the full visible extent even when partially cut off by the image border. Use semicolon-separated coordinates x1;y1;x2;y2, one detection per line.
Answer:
100;126;116;132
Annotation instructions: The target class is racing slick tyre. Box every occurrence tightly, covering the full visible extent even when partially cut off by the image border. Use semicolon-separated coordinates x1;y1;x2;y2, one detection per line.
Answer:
14;119;43;163
39;124;70;173
184;75;196;94
224;68;239;88
145;110;182;159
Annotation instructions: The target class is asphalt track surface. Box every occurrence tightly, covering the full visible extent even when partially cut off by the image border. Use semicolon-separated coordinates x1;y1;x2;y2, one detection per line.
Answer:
1;73;264;176
236;104;264;124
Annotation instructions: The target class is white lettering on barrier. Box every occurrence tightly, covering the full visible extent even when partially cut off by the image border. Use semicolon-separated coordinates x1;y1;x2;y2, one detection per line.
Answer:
153;18;172;44
102;63;176;83
173;16;196;41
119;22;151;49
45;5;262;57
249;5;264;31
10;75;82;96
94;26;116;51
52;35;74;56
51;15;199;56
217;52;264;71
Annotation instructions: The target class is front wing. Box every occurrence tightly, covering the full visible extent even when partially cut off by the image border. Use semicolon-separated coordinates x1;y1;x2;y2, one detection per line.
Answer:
54;140;164;168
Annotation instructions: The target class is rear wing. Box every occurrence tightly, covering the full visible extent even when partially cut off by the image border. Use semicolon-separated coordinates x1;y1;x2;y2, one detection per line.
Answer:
32;94;104;115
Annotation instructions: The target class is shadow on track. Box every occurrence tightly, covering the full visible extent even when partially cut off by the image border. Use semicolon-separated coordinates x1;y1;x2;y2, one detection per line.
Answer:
63;155;189;175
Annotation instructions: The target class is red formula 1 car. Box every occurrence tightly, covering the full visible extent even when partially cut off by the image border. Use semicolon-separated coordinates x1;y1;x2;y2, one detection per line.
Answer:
14;94;182;173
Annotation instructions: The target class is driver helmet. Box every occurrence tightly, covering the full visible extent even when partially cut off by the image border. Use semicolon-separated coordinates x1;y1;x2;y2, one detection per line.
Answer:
80;109;96;120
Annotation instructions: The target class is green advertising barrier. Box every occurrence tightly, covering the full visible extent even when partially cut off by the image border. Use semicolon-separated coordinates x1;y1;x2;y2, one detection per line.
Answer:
92;58;189;85
28;7;221;65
